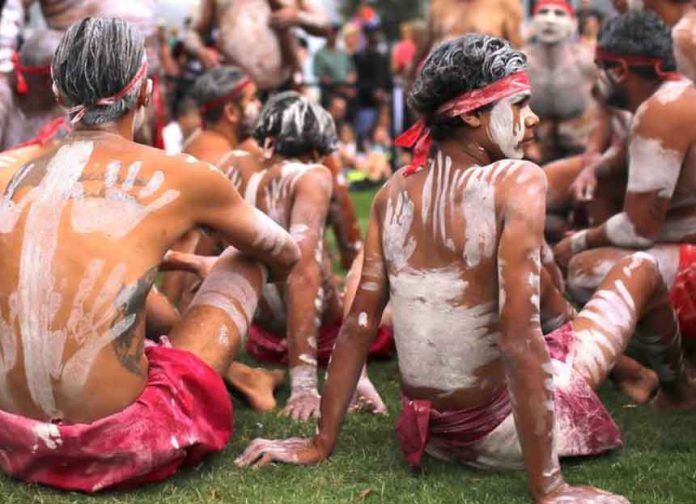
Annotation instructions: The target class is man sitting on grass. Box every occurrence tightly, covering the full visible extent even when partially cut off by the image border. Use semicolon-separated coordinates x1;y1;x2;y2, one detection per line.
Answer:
0;17;299;492
236;34;696;503
222;91;387;420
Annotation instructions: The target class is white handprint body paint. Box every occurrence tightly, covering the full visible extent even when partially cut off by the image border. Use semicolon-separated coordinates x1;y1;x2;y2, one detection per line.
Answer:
70;161;180;238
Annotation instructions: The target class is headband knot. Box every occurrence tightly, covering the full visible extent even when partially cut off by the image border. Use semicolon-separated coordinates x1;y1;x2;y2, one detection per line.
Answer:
12;52;51;96
396;72;532;176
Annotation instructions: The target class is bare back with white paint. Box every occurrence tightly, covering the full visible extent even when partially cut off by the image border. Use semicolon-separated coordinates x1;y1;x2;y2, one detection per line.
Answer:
377;155;543;409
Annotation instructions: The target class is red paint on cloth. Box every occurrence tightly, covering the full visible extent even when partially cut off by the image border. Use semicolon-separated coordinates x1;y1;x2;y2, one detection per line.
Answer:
0;339;233;493
669;244;696;341
395;387;511;470
394;323;622;469
246;322;394;365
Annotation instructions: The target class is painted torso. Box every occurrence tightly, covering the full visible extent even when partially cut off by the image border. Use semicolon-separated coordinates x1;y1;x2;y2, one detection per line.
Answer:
672;9;696;82
0;134;200;423
525;41;598;154
214;0;294;90
630;79;696;242
429;0;519;45
379;156;534;410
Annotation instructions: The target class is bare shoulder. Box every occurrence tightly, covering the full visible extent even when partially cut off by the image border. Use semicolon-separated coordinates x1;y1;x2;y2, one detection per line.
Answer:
489;159;546;188
292;162;333;196
633;80;696;139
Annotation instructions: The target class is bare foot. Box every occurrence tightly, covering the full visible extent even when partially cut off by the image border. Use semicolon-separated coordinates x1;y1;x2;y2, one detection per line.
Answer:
652;379;696;412
616;367;659;404
227;363;285;412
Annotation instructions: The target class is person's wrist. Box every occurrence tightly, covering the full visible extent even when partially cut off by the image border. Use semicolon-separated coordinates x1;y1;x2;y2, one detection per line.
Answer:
312;432;334;458
570;230;589;254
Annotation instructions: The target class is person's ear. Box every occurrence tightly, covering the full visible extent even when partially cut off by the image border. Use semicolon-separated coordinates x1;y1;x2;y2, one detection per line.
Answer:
223;102;239;124
610;63;629;84
139;78;153;107
460;111;482;128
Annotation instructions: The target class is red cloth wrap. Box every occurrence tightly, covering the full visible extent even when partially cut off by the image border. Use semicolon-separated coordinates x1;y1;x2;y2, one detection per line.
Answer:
395;72;531;176
533;0;576;17
396;387;512;470
0;339;233;493
595;46;682;81
11;52;51;96
669;244;696;341
246;322;394;365
395;323;622;469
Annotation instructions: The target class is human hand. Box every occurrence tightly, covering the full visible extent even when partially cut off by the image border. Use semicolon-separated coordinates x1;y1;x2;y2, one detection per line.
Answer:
235;437;328;468
281;389;321;421
350;373;388;415
552;236;574;271
539;483;629;503
198;48;220;69
571;163;599;202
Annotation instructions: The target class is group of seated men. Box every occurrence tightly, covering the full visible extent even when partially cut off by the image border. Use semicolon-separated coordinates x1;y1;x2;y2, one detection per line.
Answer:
0;4;694;503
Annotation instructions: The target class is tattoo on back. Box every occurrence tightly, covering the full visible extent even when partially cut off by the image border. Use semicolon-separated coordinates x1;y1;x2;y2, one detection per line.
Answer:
110;267;157;376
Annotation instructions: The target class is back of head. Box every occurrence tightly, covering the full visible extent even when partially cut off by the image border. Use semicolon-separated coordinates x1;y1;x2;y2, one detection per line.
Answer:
20;29;63;68
254;91;338;159
52;17;145;126
408;34;527;140
191;66;248;124
598;10;676;76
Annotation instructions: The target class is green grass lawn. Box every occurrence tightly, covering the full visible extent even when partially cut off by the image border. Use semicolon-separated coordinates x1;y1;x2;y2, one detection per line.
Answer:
2;189;696;503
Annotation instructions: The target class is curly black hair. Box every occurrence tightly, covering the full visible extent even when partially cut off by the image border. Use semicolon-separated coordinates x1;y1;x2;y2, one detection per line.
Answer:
253;91;338;158
408;34;527;141
598;10;676;77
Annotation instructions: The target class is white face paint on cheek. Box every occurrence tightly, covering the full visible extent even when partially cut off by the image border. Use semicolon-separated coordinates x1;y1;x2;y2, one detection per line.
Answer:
488;98;527;159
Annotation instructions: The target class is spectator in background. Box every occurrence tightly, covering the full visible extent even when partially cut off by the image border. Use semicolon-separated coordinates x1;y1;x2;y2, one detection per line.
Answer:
313;23;356;107
342;21;362;56
353;26;391;145
327;94;349;130
391;21;418;79
578;8;604;52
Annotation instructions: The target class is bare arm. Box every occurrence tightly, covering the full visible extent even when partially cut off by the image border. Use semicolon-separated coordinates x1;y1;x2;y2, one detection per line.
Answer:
189;162;300;281
183;0;217;67
324;153;363;269
268;0;330;37
236;191;390;467
557;100;690;266
497;165;562;501
283;167;333;421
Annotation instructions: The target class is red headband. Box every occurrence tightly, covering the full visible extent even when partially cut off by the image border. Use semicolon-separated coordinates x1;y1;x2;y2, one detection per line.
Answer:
60;57;149;125
533;0;575;17
595;47;682;81
199;77;253;115
12;52;51;96
395;71;532;176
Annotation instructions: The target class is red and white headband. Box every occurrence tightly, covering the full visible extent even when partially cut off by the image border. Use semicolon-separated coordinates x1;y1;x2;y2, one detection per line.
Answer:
54;56;149;125
533;0;576;17
595;46;682;82
199;77;253;115
395;71;532;176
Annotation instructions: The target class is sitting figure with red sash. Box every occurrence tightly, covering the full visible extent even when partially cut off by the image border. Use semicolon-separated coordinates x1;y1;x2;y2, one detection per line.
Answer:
553;12;696;364
223;91;387;420
0;18;300;492
0;29;69;151
236;33;696;503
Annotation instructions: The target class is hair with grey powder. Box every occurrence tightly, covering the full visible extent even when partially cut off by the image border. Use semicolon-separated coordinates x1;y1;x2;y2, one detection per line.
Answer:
409;34;527;140
254;91;338;158
191;66;249;124
51;17;145;126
